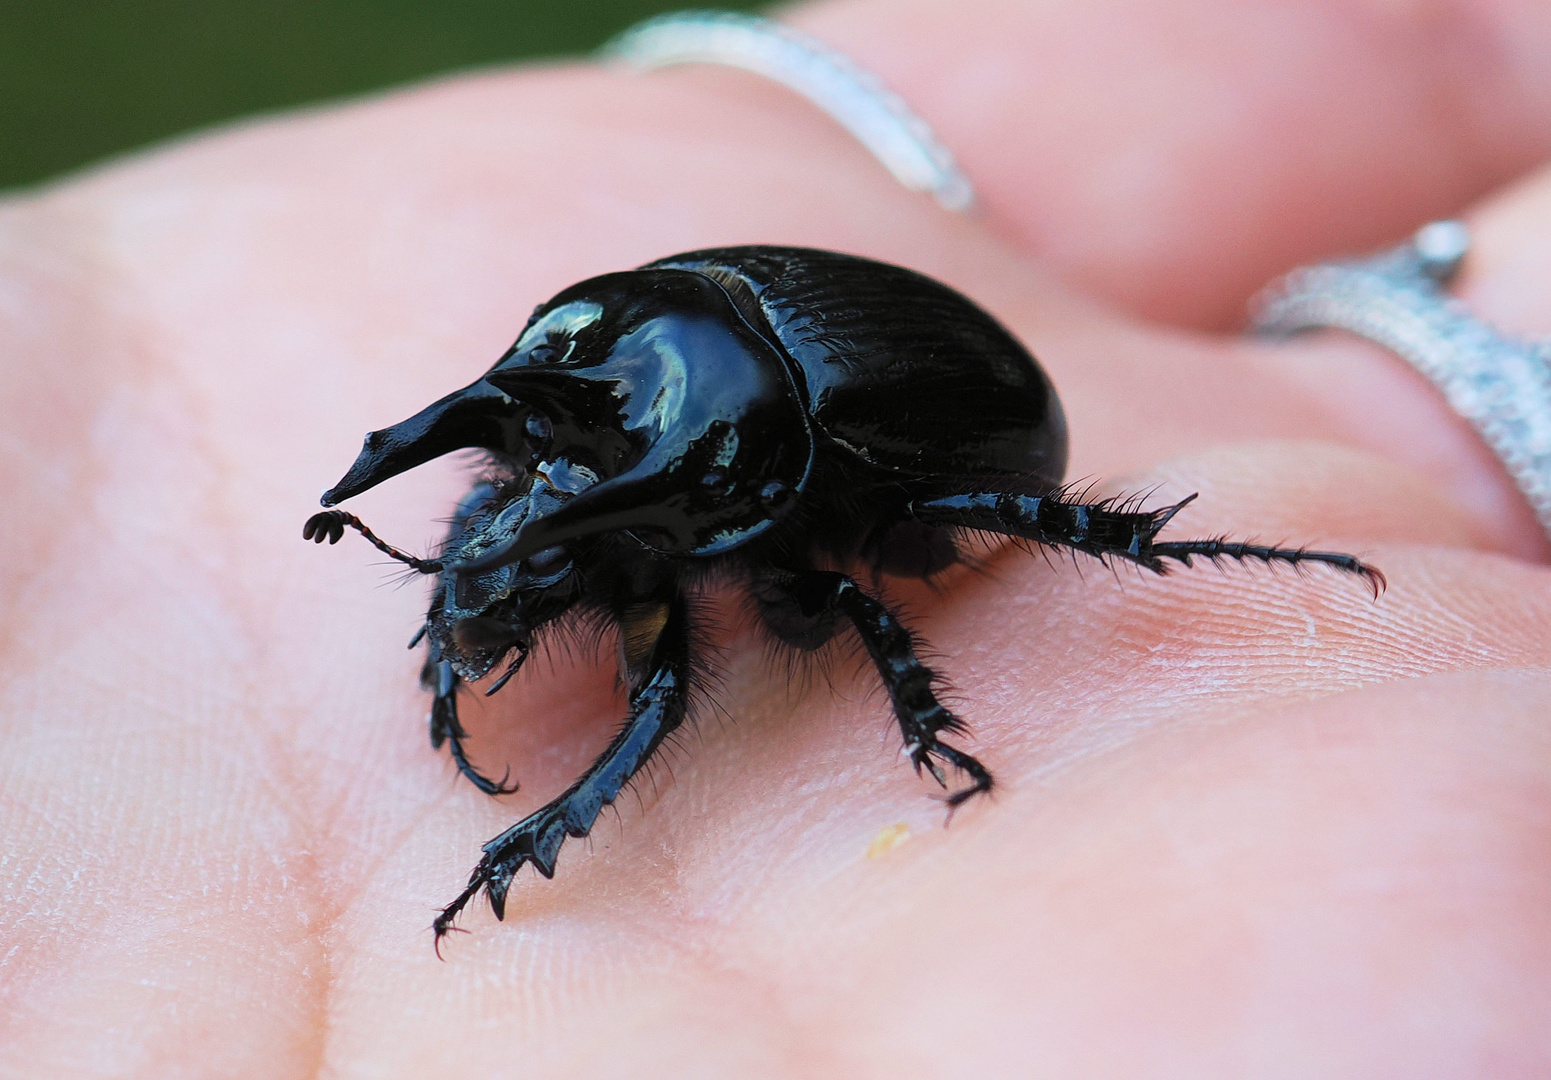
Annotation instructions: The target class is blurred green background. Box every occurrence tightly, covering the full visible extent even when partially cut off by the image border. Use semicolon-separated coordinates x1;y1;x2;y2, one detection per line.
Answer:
1;0;765;192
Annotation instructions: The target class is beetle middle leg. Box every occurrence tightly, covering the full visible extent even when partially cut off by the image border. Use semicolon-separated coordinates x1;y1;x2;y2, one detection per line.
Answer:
433;591;693;948
757;569;992;808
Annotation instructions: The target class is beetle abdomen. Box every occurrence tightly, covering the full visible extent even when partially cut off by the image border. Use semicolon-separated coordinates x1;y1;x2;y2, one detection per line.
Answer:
647;247;1067;490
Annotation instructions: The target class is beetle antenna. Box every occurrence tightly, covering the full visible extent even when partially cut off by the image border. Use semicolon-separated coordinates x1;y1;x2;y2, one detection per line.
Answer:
303;510;444;574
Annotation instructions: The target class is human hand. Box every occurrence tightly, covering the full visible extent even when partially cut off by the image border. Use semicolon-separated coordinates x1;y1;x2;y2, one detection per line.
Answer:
3;1;1549;1075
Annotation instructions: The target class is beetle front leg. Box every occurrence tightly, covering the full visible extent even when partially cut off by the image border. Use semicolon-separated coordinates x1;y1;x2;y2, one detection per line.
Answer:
761;570;993;809
910;490;1384;593
422;656;519;797
433;593;692;950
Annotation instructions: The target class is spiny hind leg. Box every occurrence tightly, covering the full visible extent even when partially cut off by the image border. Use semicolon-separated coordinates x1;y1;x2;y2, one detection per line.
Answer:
909;490;1384;594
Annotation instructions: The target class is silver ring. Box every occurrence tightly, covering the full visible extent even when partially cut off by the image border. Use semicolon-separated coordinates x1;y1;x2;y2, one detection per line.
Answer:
601;10;975;213
1251;220;1551;540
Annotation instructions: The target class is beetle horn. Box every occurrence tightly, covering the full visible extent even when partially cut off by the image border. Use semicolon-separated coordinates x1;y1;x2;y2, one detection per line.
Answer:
481;366;623;425
321;381;518;506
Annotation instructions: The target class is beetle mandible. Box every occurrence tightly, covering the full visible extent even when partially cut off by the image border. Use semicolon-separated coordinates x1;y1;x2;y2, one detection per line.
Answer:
304;246;1381;948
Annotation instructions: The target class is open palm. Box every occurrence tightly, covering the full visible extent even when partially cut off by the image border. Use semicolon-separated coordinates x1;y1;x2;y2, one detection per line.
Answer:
4;1;1551;1075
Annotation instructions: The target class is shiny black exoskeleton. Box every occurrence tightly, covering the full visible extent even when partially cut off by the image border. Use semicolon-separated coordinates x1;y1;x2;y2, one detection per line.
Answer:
303;246;1381;948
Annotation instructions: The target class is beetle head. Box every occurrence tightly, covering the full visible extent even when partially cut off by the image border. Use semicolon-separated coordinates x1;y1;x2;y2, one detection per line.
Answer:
322;269;814;573
424;475;580;682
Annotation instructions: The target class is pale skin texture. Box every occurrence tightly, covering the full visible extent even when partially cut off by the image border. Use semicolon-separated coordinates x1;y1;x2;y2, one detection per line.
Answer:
3;0;1551;1076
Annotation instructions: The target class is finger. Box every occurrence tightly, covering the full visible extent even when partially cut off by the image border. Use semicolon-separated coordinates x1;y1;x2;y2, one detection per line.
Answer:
5;55;1516;565
790;0;1551;327
16;43;1543;570
1456;163;1551;337
1243;160;1551;561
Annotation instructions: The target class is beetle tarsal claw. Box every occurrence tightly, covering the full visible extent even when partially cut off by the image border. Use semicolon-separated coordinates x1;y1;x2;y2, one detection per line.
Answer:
431;877;484;953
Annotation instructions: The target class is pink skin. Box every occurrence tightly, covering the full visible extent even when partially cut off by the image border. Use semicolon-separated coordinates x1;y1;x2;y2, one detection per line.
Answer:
2;1;1550;1075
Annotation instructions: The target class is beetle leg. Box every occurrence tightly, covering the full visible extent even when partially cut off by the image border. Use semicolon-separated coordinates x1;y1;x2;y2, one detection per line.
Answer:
910;491;1384;595
433;592;692;951
422;656;519;797
762;569;992;810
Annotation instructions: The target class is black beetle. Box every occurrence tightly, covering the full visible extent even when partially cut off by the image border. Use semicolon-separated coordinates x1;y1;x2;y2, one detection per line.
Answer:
304;246;1381;947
